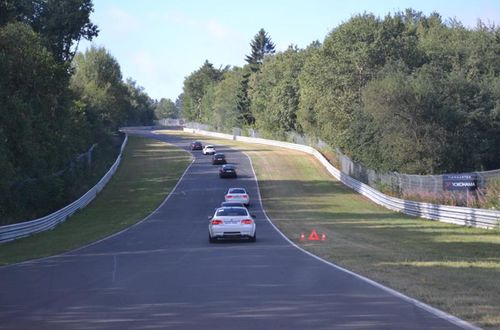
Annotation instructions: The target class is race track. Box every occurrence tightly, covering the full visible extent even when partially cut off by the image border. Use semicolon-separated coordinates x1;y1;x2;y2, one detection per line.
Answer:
0;130;475;329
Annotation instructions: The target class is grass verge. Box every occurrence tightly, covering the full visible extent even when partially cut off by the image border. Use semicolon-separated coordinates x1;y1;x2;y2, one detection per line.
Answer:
0;136;191;265
165;130;500;330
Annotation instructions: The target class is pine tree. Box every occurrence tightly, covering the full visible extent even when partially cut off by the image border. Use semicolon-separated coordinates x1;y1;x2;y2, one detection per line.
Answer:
245;28;276;71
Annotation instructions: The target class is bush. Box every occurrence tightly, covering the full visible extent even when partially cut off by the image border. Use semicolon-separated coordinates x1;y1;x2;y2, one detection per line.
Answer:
475;179;500;210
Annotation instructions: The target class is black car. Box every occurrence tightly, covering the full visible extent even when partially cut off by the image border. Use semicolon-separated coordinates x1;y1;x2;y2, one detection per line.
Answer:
212;153;226;165
219;164;237;178
190;141;203;150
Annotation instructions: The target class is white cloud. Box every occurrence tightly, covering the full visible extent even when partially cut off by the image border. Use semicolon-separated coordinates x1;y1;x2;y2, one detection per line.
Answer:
132;51;156;76
107;7;141;33
206;20;233;40
165;11;239;42
169;11;197;26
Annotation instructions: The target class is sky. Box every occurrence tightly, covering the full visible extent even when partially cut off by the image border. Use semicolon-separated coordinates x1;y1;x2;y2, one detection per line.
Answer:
79;0;500;101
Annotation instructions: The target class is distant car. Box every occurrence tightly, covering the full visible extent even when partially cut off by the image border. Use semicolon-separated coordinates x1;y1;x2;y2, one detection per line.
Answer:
203;145;216;155
221;201;246;208
224;187;249;206
208;207;256;242
212;153;226;165
190;141;203;150
219;164;237;178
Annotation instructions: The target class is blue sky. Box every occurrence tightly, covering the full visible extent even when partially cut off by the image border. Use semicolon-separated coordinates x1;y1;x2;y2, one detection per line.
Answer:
80;0;500;101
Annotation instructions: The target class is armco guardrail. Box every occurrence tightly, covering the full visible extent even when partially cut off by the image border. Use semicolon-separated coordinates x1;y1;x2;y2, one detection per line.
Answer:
185;128;500;229
0;135;129;243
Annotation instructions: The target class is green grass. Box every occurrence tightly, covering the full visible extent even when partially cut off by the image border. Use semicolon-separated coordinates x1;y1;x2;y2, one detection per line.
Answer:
0;136;192;265
165;130;500;330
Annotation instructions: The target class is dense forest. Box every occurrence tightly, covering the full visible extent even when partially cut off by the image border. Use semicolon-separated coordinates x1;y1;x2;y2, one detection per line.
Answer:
0;0;168;223
181;11;500;175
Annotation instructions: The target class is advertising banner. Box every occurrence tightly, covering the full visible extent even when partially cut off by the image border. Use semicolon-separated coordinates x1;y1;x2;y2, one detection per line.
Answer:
443;174;477;191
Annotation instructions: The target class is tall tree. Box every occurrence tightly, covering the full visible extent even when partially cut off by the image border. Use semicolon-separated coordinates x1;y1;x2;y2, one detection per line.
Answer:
236;66;254;125
0;22;81;221
0;0;98;63
245;28;276;71
181;60;225;121
175;93;184;116
70;46;129;138
0;22;72;178
125;78;155;125
212;67;247;131
249;45;306;138
239;29;276;125
155;98;179;119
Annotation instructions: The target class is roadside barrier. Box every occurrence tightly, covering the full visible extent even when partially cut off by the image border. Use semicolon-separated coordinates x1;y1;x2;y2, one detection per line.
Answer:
185;128;500;229
0;135;128;243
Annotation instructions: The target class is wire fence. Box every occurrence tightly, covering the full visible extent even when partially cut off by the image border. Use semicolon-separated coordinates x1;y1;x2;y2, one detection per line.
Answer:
185;122;500;196
2;135;125;226
9;143;98;191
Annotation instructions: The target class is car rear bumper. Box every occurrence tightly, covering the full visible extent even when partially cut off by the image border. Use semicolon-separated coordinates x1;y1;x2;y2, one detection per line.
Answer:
224;197;249;204
220;173;237;178
210;227;255;240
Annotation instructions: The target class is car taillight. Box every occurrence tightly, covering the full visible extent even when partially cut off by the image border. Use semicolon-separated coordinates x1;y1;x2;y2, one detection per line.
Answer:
242;194;248;198
211;219;223;225
240;219;253;224
226;195;233;198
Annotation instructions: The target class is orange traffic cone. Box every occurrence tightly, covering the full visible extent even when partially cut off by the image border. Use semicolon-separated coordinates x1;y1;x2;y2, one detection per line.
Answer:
300;233;305;242
321;232;327;241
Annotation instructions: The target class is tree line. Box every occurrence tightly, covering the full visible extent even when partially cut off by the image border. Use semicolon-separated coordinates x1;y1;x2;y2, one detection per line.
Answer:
0;0;172;223
180;11;500;174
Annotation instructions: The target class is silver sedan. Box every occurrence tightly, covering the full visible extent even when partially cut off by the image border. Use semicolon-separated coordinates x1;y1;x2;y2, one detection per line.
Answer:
208;207;256;243
224;188;250;206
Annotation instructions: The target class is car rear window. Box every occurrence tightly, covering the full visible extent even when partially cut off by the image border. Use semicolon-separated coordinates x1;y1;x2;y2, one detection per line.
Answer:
229;188;245;194
216;208;248;216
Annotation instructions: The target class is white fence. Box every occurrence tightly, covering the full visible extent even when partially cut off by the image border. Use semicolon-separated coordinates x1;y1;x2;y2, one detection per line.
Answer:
0;135;129;243
185;128;500;229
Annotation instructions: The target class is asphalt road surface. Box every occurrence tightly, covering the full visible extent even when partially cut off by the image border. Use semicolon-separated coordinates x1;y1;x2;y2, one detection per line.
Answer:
0;130;478;330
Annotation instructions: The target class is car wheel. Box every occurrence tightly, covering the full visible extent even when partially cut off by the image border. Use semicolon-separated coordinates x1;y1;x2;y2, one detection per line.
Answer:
249;233;256;243
209;233;216;243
